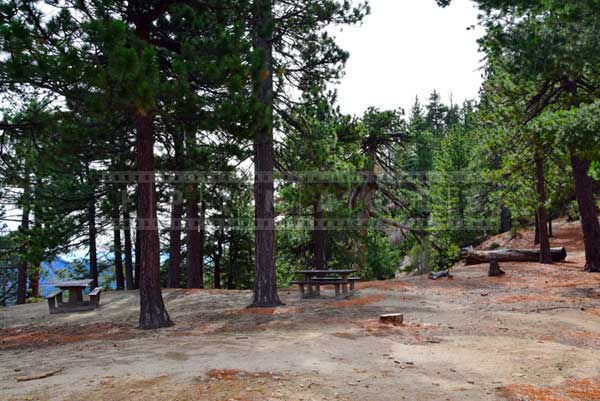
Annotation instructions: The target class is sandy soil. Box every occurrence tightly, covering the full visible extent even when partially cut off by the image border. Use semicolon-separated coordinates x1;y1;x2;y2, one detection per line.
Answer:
1;219;600;401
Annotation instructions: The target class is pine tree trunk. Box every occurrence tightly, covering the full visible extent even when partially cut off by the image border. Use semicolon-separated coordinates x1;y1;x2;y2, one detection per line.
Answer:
534;213;540;245
112;200;125;291
167;131;184;288
500;205;511;233
199;200;205;285
167;193;183;288
312;195;327;270
29;267;39;298
87;192;99;288
570;153;600;272
227;229;236;289
214;227;224;289
134;227;140;290
548;217;553;238
0;269;7;306
16;187;30;305
135;111;172;329
534;153;552;264
186;187;202;288
123;206;135;290
29;210;41;298
250;0;281;307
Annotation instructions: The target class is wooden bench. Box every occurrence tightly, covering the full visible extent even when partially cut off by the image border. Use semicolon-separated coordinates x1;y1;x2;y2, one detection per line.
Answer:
46;290;64;313
89;287;102;306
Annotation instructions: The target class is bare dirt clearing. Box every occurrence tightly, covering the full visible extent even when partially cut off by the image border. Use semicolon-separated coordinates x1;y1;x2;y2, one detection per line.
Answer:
1;220;600;401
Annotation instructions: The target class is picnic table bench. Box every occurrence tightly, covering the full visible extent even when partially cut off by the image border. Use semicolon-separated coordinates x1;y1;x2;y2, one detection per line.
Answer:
46;279;102;314
292;270;360;299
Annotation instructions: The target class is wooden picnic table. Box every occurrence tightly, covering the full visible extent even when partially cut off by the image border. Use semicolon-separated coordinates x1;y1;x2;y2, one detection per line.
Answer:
293;270;358;299
297;270;356;280
55;279;93;305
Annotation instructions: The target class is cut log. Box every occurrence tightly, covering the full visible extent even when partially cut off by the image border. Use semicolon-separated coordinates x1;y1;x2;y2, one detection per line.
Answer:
460;247;567;265
380;314;404;326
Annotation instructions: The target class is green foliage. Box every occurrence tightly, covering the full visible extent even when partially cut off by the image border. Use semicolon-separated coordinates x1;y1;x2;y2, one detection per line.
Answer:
364;230;402;280
430;125;480;247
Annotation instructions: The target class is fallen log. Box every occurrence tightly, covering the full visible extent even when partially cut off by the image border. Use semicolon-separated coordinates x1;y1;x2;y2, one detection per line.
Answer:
460;247;567;265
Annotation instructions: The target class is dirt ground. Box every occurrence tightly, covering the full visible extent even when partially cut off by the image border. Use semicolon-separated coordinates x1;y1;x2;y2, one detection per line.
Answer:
2;220;600;401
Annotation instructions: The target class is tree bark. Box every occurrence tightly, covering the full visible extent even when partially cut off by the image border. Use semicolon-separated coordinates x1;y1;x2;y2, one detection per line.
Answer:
123;205;135;290
167;130;184;288
112;199;125;291
167;192;183;288
227;228;236;289
312;195;327;270
0;268;7;307
135;111;172;329
500;205;511;233
17;184;30;305
214;227;224;289
134;227;140;290
534;213;540;245
87;191;99;289
534;152;552;264
186;187;203;288
28;267;39;298
29;211;41;298
250;0;281;307
460;247;567;265
570;153;600;272
548;217;553;238
199;200;205;285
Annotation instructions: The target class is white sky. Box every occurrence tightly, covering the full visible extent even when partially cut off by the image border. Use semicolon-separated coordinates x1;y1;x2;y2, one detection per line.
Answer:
333;0;485;116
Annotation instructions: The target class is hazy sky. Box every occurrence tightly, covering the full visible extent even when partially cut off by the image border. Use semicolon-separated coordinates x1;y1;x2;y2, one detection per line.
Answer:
333;0;484;116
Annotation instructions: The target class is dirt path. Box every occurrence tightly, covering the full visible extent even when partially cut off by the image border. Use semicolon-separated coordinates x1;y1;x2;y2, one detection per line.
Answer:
1;220;600;401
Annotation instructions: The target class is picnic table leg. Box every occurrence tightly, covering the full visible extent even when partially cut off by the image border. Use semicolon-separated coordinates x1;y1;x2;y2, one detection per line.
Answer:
307;284;314;298
47;297;56;312
315;284;320;297
335;284;341;297
67;289;77;305
350;281;355;291
342;282;349;295
68;288;83;305
299;284;305;298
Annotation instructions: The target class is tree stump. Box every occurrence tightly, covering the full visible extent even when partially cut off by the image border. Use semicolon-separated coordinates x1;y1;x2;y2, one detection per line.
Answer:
488;260;506;277
380;314;404;326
